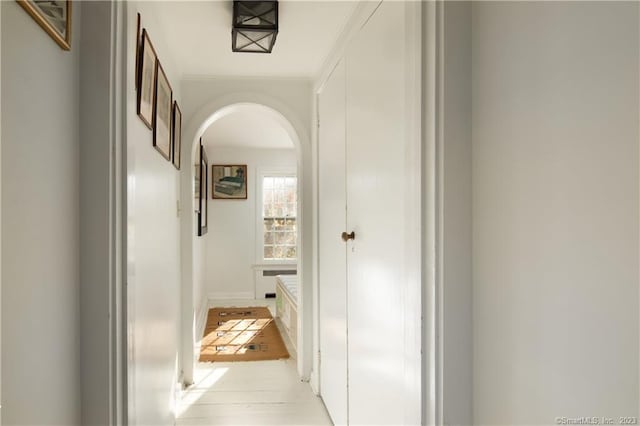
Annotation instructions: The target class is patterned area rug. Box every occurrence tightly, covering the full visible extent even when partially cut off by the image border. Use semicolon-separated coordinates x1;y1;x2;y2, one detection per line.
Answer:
199;306;290;362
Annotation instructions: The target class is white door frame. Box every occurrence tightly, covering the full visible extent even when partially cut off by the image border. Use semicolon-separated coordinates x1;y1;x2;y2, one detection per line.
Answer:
78;1;128;424
423;1;442;424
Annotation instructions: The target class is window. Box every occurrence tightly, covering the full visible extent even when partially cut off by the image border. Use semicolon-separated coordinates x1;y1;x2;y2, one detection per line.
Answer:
262;175;297;261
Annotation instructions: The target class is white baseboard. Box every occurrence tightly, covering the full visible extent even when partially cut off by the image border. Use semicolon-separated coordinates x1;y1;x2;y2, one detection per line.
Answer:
207;291;255;301
310;370;320;395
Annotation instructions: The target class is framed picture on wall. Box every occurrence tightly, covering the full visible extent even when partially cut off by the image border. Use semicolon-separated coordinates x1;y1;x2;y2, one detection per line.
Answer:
212;165;248;200
17;0;71;50
198;145;209;236
172;101;182;170
194;165;201;213
137;29;157;129
135;13;141;90
194;139;202;213
153;61;173;161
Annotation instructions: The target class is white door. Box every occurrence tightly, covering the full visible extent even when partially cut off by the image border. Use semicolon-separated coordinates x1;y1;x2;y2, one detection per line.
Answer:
345;2;411;424
318;58;348;425
318;2;420;424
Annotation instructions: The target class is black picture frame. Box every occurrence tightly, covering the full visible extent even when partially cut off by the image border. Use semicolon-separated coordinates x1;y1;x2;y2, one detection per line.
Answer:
172;101;182;170
153;60;173;161
197;144;209;236
135;13;141;90
137;29;157;129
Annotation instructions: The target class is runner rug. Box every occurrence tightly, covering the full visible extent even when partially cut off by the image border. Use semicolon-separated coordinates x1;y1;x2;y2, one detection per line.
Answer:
199;306;290;362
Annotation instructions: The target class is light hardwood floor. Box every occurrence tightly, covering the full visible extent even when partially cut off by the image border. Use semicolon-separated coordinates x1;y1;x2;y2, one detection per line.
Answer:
176;299;332;426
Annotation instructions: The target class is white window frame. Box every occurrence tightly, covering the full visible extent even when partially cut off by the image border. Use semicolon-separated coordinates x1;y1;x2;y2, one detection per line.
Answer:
255;166;298;265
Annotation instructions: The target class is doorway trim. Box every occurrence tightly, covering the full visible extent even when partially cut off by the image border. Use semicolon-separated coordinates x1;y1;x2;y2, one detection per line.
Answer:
180;93;312;386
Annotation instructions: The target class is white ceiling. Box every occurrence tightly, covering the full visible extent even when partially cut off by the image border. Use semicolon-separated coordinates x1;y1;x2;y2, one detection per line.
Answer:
202;104;295;149
153;0;358;78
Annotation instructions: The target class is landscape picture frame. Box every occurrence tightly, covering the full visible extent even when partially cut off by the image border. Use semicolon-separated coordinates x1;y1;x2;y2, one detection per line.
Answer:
212;165;248;200
137;29;157;129
17;0;71;50
153;61;173;161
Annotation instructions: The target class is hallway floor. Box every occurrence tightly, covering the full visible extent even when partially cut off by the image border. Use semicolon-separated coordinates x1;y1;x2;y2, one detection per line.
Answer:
176;300;332;426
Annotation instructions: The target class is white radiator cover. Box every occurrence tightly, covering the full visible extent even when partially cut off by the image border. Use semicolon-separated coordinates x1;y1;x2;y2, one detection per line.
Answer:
252;264;296;299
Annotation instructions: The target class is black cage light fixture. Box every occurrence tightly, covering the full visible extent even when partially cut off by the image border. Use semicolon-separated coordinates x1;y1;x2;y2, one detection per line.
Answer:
232;1;279;53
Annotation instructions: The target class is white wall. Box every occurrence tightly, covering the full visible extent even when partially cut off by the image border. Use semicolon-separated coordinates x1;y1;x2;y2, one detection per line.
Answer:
1;1;81;424
126;3;182;425
204;147;296;300
472;2;639;424
441;2;472;425
180;76;312;312
180;76;314;380
181;78;311;128
0;0;3;421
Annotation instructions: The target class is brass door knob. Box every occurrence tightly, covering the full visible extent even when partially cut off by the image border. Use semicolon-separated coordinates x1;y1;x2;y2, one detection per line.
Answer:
341;231;355;242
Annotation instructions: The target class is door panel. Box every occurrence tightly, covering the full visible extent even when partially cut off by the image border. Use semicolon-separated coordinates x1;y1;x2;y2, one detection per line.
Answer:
345;2;408;424
318;59;348;425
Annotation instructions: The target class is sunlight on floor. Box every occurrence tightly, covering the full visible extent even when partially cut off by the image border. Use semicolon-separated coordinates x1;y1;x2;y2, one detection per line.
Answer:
176;300;332;426
175;366;230;417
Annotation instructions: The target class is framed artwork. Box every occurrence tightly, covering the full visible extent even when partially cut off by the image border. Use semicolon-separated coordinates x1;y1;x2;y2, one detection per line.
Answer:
137;29;157;129
194;138;203;213
135;13;141;90
198;145;209;236
172;101;182;170
194;165;201;214
17;0;71;50
153;61;173;161
212;165;248;200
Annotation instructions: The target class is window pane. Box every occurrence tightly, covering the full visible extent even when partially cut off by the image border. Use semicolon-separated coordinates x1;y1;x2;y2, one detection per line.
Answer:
264;232;274;245
262;175;297;260
285;232;296;245
275;232;287;245
263;191;273;206
286;247;296;259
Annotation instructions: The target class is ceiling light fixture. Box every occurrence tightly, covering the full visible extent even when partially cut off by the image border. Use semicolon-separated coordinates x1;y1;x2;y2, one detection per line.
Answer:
232;1;278;54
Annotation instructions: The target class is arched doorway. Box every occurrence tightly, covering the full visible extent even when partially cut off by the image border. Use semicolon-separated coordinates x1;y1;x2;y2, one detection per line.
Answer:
179;96;312;388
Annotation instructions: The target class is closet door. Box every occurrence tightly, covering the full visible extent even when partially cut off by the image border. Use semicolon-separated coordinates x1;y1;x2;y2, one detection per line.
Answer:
318;59;348;425
345;2;410;424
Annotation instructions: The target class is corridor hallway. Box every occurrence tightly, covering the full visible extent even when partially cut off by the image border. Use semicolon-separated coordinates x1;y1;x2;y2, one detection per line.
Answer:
177;301;331;426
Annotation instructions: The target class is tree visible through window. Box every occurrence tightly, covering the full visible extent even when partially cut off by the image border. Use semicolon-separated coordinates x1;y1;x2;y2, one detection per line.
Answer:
262;175;297;260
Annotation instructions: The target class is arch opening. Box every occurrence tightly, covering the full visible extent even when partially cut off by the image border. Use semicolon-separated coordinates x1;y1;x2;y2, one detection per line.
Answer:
180;99;311;388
